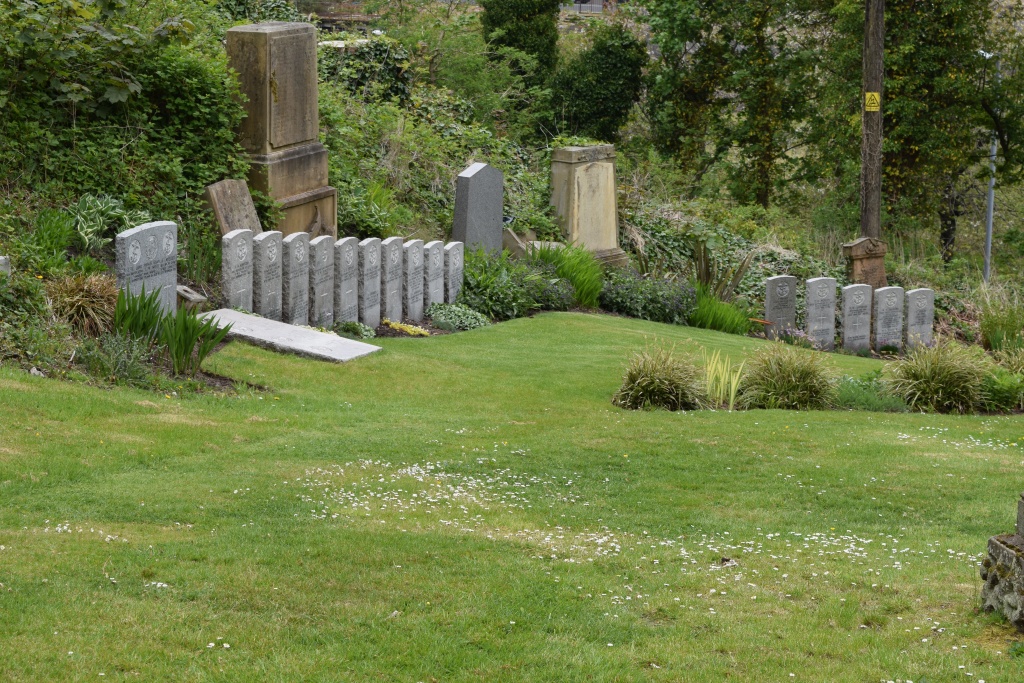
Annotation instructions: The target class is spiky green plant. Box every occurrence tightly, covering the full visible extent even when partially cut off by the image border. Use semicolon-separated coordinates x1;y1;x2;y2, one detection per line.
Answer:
884;339;987;414
530;244;604;308
160;307;232;377
114;288;164;344
689;285;751;335
703;349;745;411
739;343;838;410
613;345;706;411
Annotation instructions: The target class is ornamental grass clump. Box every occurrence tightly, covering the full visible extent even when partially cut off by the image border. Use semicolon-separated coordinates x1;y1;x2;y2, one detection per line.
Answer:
47;273;118;336
613;346;706;411
739;343;838;410
530;244;604;308
884;339;987;414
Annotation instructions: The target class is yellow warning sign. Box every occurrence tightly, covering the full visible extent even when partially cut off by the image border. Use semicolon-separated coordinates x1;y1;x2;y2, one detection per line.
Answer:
865;92;881;112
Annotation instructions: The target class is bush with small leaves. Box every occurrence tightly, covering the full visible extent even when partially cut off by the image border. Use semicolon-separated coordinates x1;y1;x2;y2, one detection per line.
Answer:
77;333;155;387
600;268;697;325
884;339;987;414
426;303;491;331
613;346;706;411
334;321;376;340
739;344;838;410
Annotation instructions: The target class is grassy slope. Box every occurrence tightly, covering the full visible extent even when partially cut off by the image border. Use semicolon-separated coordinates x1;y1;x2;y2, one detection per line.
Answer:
0;313;1021;681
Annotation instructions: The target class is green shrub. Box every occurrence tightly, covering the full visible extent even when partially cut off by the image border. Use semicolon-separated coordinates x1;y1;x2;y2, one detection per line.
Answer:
319;35;412;104
600;268;697;325
16;209;75;276
689;286;751;335
529;244;604;308
480;0;560;82
980;299;1024;351
77;333;155;387
160;306;232;377
68;195;150;255
47;274;119;337
982;367;1024;414
884;340;986;414
115;289;165;345
334;321;376;340
458;249;538;321
836;371;909;413
217;0;301;22
994;347;1024;375
613;346;706;411
426;303;491;331
0;270;46;324
739;344;838;410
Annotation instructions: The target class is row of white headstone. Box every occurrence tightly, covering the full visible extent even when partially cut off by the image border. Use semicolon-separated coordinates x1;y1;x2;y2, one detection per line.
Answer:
764;275;935;353
221;231;465;329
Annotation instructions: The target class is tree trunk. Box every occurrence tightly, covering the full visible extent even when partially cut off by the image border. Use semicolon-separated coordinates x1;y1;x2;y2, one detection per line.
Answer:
860;0;884;240
939;181;964;262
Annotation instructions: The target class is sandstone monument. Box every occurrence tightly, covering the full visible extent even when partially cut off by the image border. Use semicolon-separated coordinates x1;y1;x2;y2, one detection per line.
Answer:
550;145;628;267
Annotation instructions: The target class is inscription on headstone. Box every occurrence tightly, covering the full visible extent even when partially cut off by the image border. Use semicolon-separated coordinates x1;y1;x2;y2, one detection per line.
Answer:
905;288;935;349
116;221;178;313
764;275;797;340
422;240;445;310
444;242;464;304
453;163;503;253
804;277;837;351
873;286;905;352
308;236;334;328
253;231;283;321
282;232;310;326
380;237;404;321
358;238;381;329
222;229;254;312
841;284;872;353
403;240;425;323
334;237;359;324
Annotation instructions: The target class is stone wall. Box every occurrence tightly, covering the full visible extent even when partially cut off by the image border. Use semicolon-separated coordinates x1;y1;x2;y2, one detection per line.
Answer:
980;493;1024;631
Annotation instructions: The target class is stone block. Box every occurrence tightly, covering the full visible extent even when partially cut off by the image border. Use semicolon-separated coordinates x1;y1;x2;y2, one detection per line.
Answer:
334;237;359;324
841;284;872;353
502;228;527;258
764;275;797;340
550;144;626;263
403;239;424;322
905;288;935;349
115;221;177;313
843;237;888;289
222;229;254;312
444;241;464;303
358;238;381;329
205;179;262;236
282;232;310;326
805;277;837;351
246;144;330;202
308;235;334;328
0;255;9;277
380;236;403;321
873;286;905;352
253;231;283;321
453;163;503;253
176;285;207;312
422;240;445;311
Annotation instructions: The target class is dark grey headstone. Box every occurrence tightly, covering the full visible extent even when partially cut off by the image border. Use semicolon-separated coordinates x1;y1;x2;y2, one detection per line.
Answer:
764;275;797;340
873;286;905;352
222;229;254;312
841;284;872;353
358;237;381;328
309;235;334;328
334;237;359;324
380;237;403;321
115;221;177;313
253;231;283;321
804;277;836;351
282;232;310;326
905;288;935;349
423;240;445;310
403;240;424;323
444;242;464;304
452;163;503;253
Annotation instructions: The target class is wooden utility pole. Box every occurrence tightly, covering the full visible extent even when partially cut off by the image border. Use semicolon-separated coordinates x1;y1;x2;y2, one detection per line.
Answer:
860;0;884;240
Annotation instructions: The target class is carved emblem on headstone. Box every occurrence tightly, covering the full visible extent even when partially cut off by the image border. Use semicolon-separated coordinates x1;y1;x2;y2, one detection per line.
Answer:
453;254;462;269
390;248;400;266
413;250;421;266
162;232;174;256
917;297;926;309
345;247;354;266
267;241;278;263
432;250;442;268
776;282;790;298
886;292;897;308
369;249;378;266
145;235;157;260
817;287;828;299
295;242;305;264
853;292;865;306
128;240;142;265
237;241;248;263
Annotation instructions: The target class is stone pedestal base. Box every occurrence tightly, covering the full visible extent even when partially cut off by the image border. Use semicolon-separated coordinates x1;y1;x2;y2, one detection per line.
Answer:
842;237;888;289
247;142;337;238
980;533;1024;631
593;247;630;268
278;186;338;238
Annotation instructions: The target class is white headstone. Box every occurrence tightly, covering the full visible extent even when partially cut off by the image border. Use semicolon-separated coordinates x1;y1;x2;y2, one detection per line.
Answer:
253;231;283;321
403;239;424;322
422;240;445;310
380;236;404;321
764;275;797;340
841;284;872;353
282;232;310;326
905;288;935;349
444;241;464;304
116;221;177;313
358;237;381;329
0;255;10;278
309;235;334;328
873;286;905;352
222;229;254;312
804;277;836;351
334;237;359;324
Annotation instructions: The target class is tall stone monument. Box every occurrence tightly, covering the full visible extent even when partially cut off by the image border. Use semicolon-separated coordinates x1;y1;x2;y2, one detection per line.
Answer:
841;284;872;353
227;23;337;238
422;240;445;310
380;237;403;321
116;221;177;313
453;163;503;253
334;237;359;324
253;231;283;321
550;145;629;267
905;288;935;349
222;229;254;312
764;275;797;340
358;238;381;328
282;232;310;326
444;241;464;303
805;277;837;351
873;286;904;352
842;237;887;289
308;235;334;328
403;239;424;322
980;493;1024;632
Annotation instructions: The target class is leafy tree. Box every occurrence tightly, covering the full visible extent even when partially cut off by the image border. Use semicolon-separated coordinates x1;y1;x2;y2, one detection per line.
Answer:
550;23;648;142
480;0;560;82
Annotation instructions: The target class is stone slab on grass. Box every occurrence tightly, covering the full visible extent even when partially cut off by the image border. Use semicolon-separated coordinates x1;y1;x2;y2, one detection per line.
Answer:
203;308;380;363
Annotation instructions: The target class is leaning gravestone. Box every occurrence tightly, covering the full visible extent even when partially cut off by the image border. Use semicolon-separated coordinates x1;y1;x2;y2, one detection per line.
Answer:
980;492;1024;632
905;288;935;349
422;240;445;310
358;238;381;328
282;232;310;326
873;286;905;352
453;163;503;253
444;241;464;303
805;277;837;351
334;237;359;324
380;237;404;321
403;239;424;322
205;179;262;236
309;236;334;328
116;221;177;313
764;275;797;340
222;229;254;312
0;255;10;277
841;284;872;353
253;231;283;321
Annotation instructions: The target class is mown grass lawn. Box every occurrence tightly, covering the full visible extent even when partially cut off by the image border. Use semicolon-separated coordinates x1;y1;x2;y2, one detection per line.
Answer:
1;312;1022;681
